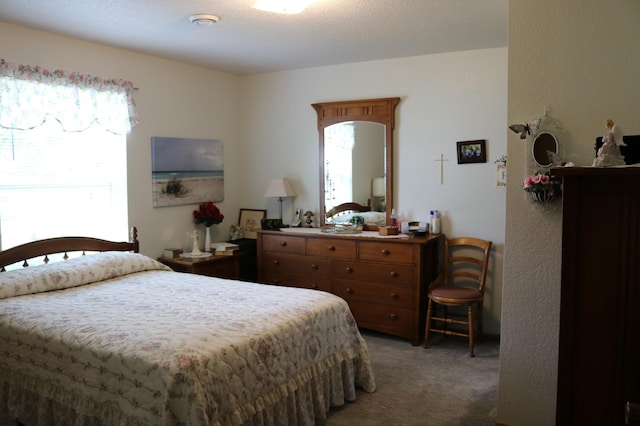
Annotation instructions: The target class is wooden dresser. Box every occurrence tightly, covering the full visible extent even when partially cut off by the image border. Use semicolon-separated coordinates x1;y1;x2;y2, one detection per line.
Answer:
257;229;442;345
554;167;640;425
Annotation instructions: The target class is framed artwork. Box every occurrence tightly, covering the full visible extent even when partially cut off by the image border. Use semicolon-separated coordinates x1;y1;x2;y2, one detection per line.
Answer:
456;140;487;164
238;209;267;239
151;136;224;208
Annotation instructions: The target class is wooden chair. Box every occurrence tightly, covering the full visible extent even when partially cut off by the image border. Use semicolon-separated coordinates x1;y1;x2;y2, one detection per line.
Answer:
424;237;492;357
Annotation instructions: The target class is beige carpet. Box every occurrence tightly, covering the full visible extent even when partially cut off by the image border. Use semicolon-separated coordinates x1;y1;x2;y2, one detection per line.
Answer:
324;330;500;426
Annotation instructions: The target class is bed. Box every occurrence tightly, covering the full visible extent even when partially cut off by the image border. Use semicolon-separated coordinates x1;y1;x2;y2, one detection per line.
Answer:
0;228;375;426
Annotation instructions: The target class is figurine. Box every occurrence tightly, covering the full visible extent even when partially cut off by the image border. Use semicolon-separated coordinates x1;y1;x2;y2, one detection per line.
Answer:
304;211;315;228
229;224;244;240
188;230;202;255
592;119;625;167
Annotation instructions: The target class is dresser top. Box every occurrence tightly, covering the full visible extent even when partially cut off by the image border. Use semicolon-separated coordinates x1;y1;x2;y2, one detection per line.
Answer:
258;228;441;245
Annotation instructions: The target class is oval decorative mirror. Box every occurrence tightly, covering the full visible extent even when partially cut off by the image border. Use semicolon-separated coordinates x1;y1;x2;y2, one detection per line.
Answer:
312;97;399;229
532;132;558;167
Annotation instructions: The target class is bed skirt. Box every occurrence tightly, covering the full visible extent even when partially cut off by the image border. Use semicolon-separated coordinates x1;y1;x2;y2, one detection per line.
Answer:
1;349;374;426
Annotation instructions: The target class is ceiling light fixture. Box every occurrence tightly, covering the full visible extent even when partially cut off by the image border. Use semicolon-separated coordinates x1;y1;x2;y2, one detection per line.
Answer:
252;0;316;15
188;14;220;26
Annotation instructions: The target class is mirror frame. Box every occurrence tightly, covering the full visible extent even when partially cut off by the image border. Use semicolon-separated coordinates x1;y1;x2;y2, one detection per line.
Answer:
312;97;400;228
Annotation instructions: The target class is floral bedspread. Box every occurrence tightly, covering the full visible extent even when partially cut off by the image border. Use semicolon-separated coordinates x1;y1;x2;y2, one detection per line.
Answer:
0;252;375;426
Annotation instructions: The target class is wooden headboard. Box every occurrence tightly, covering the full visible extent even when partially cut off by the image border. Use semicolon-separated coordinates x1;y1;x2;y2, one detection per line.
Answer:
0;227;139;271
325;199;372;219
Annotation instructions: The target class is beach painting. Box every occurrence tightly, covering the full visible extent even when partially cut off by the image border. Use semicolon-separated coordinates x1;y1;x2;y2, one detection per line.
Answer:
151;137;224;208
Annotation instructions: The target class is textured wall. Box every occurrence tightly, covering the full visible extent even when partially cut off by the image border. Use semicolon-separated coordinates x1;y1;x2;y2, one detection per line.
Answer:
498;1;640;424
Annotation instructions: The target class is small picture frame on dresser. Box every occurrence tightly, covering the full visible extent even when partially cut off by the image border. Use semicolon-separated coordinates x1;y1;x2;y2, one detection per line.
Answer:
239;208;267;239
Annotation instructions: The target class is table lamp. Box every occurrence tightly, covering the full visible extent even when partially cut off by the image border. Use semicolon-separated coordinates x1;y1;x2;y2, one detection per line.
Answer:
264;178;296;220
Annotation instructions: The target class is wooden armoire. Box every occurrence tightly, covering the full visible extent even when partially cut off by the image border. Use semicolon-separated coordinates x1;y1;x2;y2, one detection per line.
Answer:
554;167;640;425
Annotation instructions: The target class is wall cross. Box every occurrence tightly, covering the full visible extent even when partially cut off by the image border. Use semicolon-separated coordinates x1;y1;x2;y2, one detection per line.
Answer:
434;153;449;185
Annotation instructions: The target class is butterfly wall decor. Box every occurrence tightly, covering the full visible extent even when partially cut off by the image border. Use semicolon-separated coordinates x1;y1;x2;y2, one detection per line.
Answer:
508;123;530;139
509;118;541;140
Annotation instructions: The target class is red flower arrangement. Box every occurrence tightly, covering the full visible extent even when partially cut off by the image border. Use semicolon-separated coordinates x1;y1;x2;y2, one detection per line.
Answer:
193;201;224;227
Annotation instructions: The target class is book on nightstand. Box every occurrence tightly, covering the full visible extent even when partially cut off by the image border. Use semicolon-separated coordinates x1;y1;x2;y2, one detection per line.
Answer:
163;248;183;258
211;242;239;256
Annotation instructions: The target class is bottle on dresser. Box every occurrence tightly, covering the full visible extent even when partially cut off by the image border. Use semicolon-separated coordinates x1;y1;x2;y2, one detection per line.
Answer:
429;210;441;234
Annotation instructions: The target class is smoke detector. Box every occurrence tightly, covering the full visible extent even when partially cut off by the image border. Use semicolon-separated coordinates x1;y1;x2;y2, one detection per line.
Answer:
188;14;220;26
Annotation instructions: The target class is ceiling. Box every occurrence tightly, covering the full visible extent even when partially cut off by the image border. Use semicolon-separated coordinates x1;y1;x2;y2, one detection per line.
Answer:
0;0;508;76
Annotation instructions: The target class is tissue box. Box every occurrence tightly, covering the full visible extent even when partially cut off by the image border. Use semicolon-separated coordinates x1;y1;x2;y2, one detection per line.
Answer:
378;226;399;236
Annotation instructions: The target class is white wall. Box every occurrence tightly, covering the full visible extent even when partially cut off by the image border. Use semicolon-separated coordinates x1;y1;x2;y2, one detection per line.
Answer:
239;48;508;334
0;22;242;255
498;1;640;424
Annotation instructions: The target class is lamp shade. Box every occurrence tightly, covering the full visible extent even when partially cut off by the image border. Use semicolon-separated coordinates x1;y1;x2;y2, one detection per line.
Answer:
372;177;386;197
264;178;296;198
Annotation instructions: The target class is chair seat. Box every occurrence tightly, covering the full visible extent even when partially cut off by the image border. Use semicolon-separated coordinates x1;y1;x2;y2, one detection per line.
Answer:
430;287;483;304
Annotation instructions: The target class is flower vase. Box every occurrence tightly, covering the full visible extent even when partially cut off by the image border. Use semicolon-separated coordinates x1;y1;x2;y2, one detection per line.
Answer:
204;226;212;252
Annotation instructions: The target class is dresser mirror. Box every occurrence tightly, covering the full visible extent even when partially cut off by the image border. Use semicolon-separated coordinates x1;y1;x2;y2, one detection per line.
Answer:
312;97;400;229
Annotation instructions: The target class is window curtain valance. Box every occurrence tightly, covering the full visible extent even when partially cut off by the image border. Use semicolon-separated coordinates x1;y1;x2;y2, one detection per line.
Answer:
0;59;138;134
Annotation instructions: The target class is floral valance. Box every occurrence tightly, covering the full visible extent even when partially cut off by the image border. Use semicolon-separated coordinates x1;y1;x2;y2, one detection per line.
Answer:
0;59;138;134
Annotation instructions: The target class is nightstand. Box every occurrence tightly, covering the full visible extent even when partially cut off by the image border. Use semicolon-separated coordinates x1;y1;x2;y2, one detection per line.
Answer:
158;253;242;279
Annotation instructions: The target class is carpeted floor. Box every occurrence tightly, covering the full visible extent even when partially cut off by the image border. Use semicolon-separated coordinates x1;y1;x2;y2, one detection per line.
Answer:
324;330;500;426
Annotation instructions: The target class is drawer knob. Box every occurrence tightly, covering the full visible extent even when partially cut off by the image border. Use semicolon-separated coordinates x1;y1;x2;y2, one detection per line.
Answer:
345;266;353;273
272;259;280;265
327;245;336;251
311;283;319;289
390;271;398;277
390;313;398;320
311;264;318;270
390;293;398;299
381;249;390;255
346;287;353;294
280;241;287;247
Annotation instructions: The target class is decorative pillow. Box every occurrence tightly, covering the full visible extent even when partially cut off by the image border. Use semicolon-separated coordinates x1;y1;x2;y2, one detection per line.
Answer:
0;252;171;299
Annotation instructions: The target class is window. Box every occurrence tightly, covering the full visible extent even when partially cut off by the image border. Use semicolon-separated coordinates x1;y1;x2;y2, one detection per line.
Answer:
0;119;128;249
0;59;137;250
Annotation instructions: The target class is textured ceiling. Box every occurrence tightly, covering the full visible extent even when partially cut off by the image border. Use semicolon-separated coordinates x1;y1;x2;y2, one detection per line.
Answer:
0;0;508;75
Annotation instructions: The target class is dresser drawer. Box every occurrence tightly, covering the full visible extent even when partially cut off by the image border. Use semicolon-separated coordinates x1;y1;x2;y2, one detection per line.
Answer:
262;234;305;254
347;300;413;331
358;241;414;264
333;279;413;308
262;252;331;278
307;238;357;259
332;260;414;285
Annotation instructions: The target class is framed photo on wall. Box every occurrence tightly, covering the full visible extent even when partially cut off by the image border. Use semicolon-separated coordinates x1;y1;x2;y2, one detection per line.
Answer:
457;140;487;164
238;209;267;239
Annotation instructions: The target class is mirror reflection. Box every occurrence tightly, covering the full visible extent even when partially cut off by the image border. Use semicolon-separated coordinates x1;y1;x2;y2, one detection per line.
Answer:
324;121;386;213
532;132;558;167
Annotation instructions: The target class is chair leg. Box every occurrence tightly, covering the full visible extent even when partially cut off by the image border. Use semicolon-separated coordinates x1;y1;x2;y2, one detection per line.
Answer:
468;304;475;357
424;299;433;348
477;301;484;338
